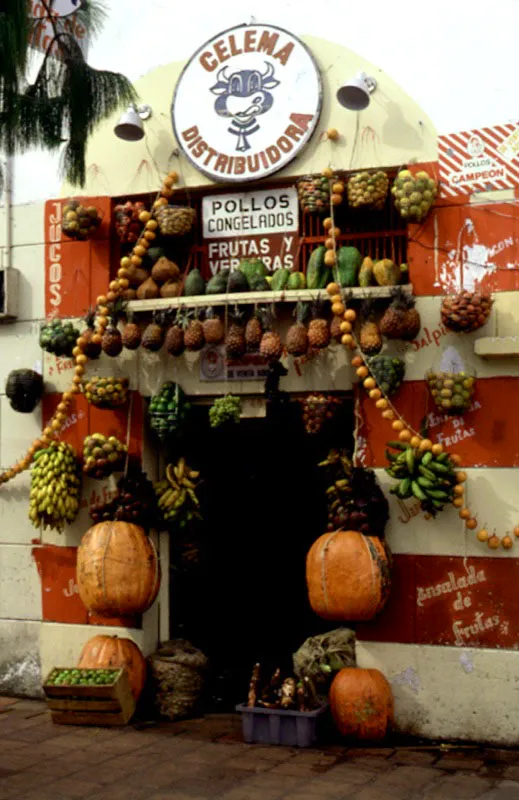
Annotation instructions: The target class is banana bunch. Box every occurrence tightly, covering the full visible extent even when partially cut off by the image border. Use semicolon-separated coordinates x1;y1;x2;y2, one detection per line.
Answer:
29;442;82;532
153;457;202;528
385;441;458;515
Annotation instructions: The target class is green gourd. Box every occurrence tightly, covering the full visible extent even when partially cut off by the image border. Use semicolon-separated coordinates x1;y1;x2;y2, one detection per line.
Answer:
239;258;268;285
307;245;328;290
271;268;291;291
183;267;206;296
206;270;230;294
287;271;307;290
334;247;362;287
358;257;375;288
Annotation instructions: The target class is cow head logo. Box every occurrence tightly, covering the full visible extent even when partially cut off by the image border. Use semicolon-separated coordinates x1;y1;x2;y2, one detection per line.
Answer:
210;61;280;152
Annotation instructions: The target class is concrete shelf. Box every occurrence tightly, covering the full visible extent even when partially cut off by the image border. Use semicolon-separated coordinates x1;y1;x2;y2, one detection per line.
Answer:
127;284;413;312
474;337;519;359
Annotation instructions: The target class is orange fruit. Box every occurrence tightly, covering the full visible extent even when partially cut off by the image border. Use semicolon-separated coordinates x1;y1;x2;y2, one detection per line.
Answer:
477;528;489;542
325;238;335;250
452;498;464;508
324;250;336;267
331;193;343;206
369;389;382;401
332;181;345;194
120;256;131;268
130;255;142;267
139;211;151;223
419;439;433;451
392;420;405;432
399;430;412;442
167;170;179;183
326;282;340;295
431;443;443;456
459;508;471;519
502;536;513;550
351;356;363;368
376;399;388;410
465;518;478;530
363;377;376;390
327;128;339;140
332;302;346;316
453;485;465;496
382;409;395;420
450;454;462;465
322;167;334;178
341;334;353;346
514;526;519;538
344;309;356;322
323;218;333;231
487;535;500;549
340;321;352;334
144;230;156;241
356;366;369;379
410;436;421;448
456;471;467;483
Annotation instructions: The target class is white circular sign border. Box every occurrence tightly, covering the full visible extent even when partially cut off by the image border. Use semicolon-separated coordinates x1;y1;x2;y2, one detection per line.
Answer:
171;23;323;184
31;0;83;18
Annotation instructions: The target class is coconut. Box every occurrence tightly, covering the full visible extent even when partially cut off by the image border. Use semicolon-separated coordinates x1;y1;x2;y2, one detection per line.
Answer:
152;257;181;284
160;280;182;298
136;276;160;300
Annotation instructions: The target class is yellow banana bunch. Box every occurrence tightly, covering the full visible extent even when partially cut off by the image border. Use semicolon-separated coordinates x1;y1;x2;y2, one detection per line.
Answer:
153;457;202;527
29;442;82;533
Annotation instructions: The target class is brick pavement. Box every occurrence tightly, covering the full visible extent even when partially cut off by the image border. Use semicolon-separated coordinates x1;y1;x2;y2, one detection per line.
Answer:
1;699;519;799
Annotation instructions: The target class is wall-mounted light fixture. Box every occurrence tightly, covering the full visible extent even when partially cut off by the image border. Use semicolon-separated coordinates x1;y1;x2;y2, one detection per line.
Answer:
336;72;377;111
114;104;152;141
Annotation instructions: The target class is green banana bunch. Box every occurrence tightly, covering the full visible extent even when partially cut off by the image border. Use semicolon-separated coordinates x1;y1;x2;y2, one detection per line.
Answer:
153;456;202;528
385;440;458;516
29;442;82;533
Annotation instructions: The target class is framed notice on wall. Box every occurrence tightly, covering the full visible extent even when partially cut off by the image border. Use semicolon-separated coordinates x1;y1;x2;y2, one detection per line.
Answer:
202;185;299;276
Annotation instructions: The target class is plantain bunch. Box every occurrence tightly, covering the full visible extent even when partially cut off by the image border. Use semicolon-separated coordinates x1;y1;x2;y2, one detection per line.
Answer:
29;442;82;532
153;457;202;528
385;441;459;516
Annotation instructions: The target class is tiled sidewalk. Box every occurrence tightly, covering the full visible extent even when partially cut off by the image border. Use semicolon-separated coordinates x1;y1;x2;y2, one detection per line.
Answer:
1;699;519;799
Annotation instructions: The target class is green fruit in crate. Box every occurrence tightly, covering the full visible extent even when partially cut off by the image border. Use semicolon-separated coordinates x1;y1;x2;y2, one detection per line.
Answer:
249;274;271;292
367;356;405;396
149;382;191;441
83;376;130;408
391;169;438;222
347;171;389;210
47;667;120;686
426;370;476;414
287;271;306;290
206;270;230;294
183;267;206;296
39;319;80;357
29;442;81;532
83;433;127;479
239;258;268;285
271;268;291;291
227;270;250;292
334;247;362;287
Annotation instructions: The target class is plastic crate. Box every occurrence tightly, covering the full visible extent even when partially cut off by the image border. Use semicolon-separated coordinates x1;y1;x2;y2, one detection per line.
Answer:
236;703;328;748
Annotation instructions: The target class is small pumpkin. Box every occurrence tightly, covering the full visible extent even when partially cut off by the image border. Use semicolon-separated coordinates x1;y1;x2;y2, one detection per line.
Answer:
330;667;394;741
77;522;160;617
306;531;391;621
78;635;147;701
5;369;44;413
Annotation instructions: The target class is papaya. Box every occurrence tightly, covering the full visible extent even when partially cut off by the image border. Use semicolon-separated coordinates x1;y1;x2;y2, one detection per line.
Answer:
183;267;206;296
334;246;362;287
271;268;291;291
358;257;374;288
287;271;307;290
227;270;249;292
307;245;330;290
239;258;267;285
373;259;401;287
249;275;271;292
206;270;229;294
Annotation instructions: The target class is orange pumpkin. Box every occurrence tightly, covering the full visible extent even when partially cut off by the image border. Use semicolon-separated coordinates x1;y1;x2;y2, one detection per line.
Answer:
306;531;390;621
78;635;147;701
77;522;160;617
330;668;394;741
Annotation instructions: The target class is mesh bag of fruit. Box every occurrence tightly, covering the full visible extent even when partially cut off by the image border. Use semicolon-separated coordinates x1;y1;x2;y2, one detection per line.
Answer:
148;382;192;441
297;174;334;214
83;376;130;408
62;199;103;240
347;170;389;210
154;205;196;236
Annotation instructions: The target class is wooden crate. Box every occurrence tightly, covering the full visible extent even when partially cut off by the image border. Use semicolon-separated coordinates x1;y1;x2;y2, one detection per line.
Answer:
43;667;136;726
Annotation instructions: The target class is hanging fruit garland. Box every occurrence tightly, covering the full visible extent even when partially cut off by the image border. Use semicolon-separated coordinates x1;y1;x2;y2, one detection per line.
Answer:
0;171;180;487
319;165;517;551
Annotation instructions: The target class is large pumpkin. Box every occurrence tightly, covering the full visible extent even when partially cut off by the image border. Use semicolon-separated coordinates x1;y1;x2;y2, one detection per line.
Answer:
306;531;390;621
78;635;147;701
330;667;394;741
77;522;160;616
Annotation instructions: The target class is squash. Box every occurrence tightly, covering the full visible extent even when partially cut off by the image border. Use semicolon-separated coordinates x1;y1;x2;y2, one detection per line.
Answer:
271;268;291;291
307;245;329;289
239;258;267;285
358;257;374;288
306;530;390;621
184;267;206;296
330;668;394;741
287;271;306;290
77;522;160;617
78;635;147;701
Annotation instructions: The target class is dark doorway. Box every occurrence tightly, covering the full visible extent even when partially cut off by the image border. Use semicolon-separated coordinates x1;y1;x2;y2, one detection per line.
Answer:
169;396;354;711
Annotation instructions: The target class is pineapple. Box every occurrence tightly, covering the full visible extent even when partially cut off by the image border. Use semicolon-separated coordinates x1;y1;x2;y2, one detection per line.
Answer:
81;308;102;359
202;308;224;344
307;301;330;350
245;312;263;350
165;318;185;356
183;317;205;351
260;331;283;361
359;301;382;356
101;313;123;357
226;310;246;359
122;313;141;350
141;312;166;352
380;289;421;340
286;302;309;356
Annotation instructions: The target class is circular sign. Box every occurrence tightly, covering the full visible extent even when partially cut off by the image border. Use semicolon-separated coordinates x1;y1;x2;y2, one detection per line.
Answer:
172;24;322;184
31;0;83;17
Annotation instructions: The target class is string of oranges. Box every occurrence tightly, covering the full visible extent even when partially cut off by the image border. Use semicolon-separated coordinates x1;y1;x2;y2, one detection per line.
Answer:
0;172;179;486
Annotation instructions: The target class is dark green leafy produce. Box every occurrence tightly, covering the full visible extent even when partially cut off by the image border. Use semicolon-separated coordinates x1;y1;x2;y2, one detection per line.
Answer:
367;356;405;396
39;319;80;358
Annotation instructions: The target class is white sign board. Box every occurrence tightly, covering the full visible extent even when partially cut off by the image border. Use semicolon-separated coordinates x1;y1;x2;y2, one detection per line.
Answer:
200;346;269;382
173;24;322;183
202;187;298;238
